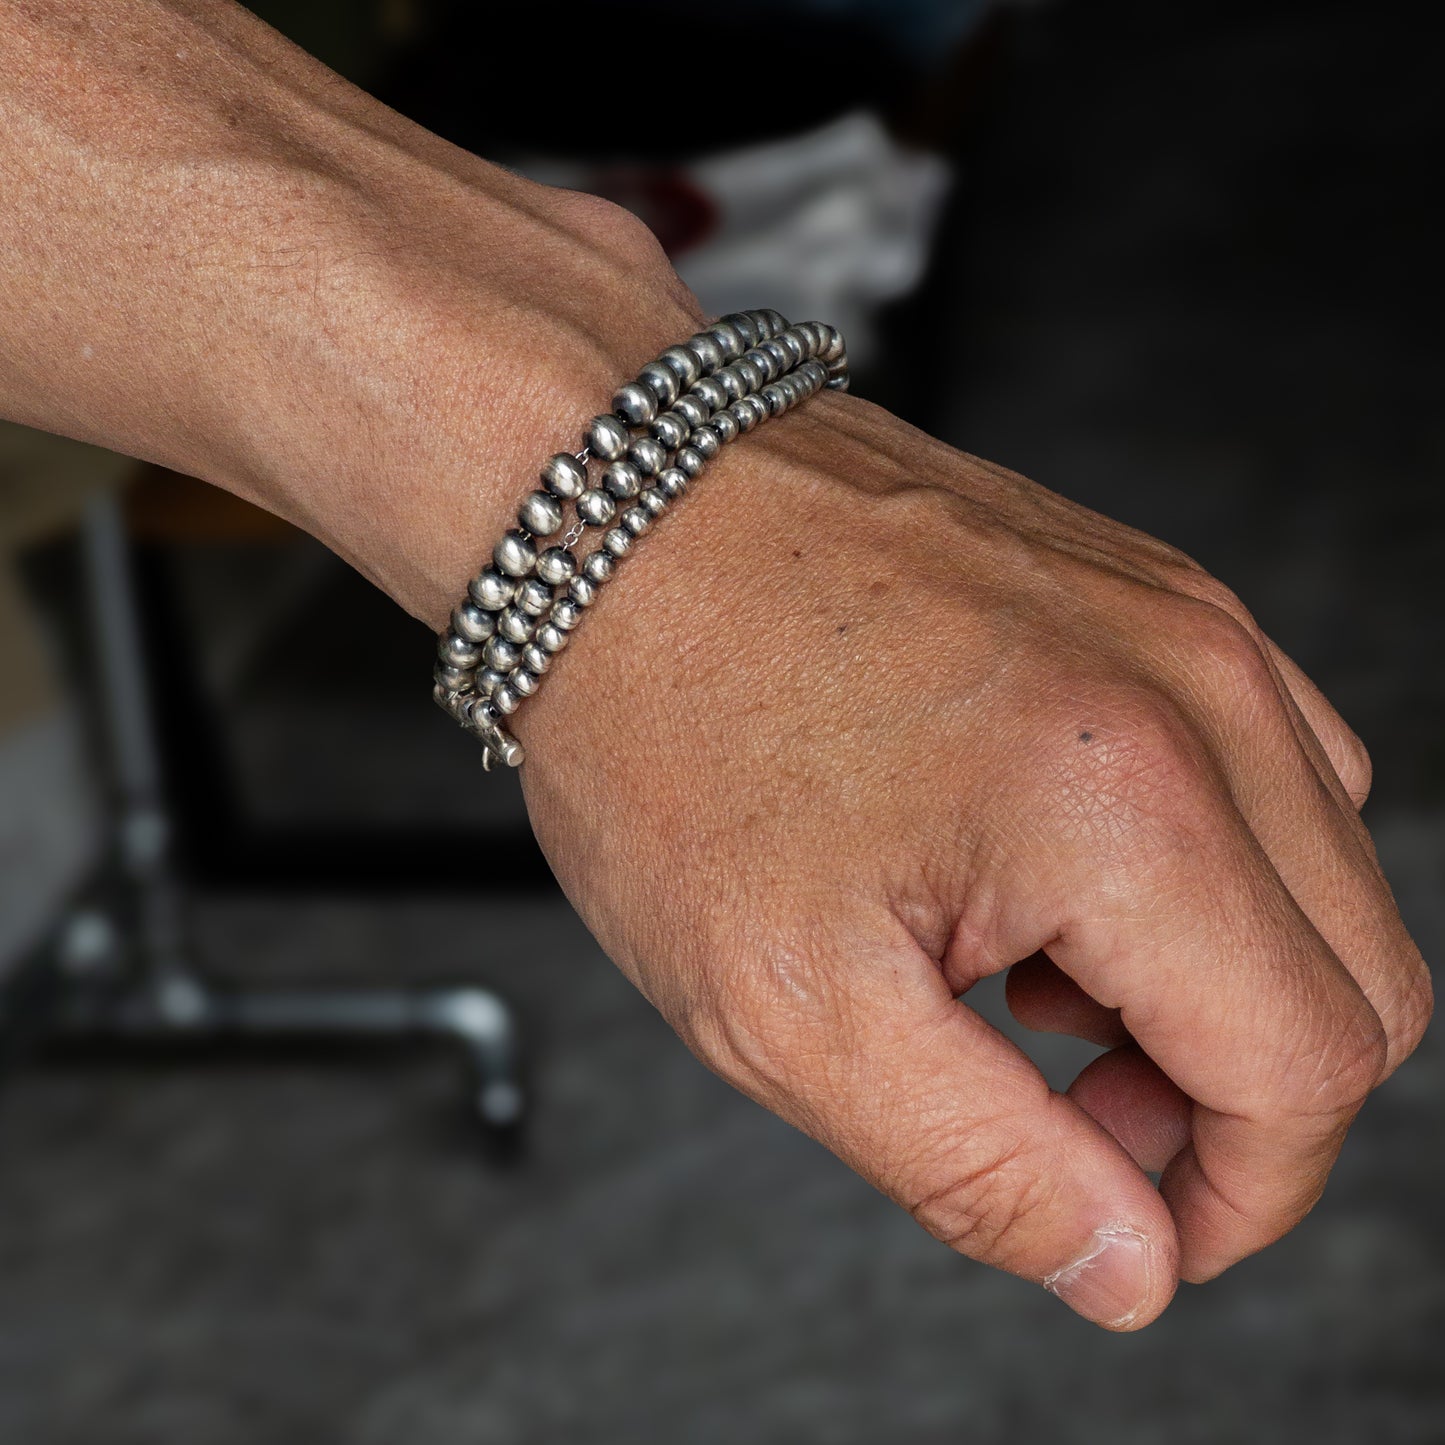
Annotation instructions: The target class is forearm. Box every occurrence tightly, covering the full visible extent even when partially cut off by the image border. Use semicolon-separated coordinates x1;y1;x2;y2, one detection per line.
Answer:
0;0;697;620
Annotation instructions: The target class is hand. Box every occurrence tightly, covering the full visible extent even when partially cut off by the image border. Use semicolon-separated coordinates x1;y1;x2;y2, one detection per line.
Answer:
514;388;1431;1330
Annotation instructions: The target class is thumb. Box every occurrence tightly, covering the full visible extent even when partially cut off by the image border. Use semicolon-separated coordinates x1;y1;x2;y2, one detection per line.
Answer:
685;908;1180;1330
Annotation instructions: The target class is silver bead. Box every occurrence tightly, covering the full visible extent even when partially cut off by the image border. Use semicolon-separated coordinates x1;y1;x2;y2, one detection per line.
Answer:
711;409;739;444
739;394;769;426
509;667;540;698
438;632;484;669
731;356;766;393
657;467;688;498
576;488;617;527
640;486;668;516
498;606;535;644
586;413;630;460
613;381;657;427
470;569;516;610
743;347;778;382
567;574;597;607
746;308;776;339
691;376;728;412
517;577;554;616
483;635;521;671
706;320;745;360
762;382;789;417
727;398;759;433
690;425;721;460
638;360;680;409
553;598;585;631
674;394;709;428
628;436;667;476
603;527;633;557
686;332;724;375
492;684;520;715
478;667;508;697
452;602;497;643
518;490;564;536
675;446;705;478
621;505;651;537
541;451;588;499
723;311;760;347
583;550;616;584
819;325;845;363
793;321;823;356
649;411;688;450
778;329;806;366
762;308;789;337
493;530;536;579
715;366;746;402
435;662;474;692
536;622;569;654
659;345;700;389
535;546;577;585
826;363;850;392
603;460;642;500
801;359;829;390
521;642;551;674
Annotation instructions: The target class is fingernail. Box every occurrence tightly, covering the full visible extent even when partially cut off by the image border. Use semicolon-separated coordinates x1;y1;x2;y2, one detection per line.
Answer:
1044;1225;1152;1329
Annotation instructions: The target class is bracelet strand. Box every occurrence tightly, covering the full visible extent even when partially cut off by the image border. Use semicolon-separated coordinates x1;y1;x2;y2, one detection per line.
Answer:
433;308;849;770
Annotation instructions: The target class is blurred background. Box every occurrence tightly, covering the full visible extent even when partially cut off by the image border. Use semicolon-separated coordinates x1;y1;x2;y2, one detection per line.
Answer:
1;0;1441;1440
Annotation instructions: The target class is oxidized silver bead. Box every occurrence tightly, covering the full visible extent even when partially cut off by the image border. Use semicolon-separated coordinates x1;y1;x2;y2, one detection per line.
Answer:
452;602;497;644
541;451;588;499
776;330;806;367
727;398;758;433
536;621;569;653
674;394;709;428
553;598;585;631
640;486;668;516
491;684;520;715
521;642;551;674
628;436;666;476
518;490;564;537
613;381;657;427
723;311;760;347
746;308;776;339
586;413;630;461
739;394;769;426
714;366;746;402
603;527;633;557
498;606;534;644
493;530;536;579
567;574;597;607
484;635;521;671
742;346;775;381
706;320;745;360
517;577;554;616
438;633;484;669
675;446;705;478
690;425;721;460
649;411;688;450
602;460;642;500
576;488;617;526
621;505;651;537
583;550;616;584
686;332;724;374
470;569;517;610
731;356;766;393
535;546;577;585
478;667;508;697
762;308;789;337
657;467;688;498
435;662;474;693
819;325;845;362
801;359;829;389
762;382;789;417
638;360;680;410
509;667;540;698
659;344;701;389
826;361;850;391
711;409;739;444
691;377;728;413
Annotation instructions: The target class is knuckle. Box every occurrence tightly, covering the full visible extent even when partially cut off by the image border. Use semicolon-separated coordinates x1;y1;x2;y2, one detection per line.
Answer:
903;1137;1056;1261
1389;957;1434;1063
1168;597;1278;702
1284;1009;1389;1119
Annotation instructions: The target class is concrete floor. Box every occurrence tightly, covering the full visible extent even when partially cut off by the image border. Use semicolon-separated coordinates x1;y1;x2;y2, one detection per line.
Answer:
2;2;1441;1441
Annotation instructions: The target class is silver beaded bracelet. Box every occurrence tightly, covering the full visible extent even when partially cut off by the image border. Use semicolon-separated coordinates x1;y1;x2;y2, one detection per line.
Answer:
433;308;849;770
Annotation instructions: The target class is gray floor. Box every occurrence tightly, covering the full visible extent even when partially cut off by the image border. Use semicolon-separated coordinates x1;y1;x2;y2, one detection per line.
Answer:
2;2;1442;1442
